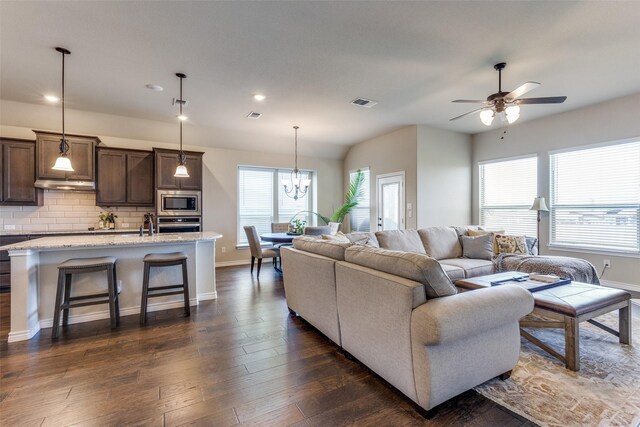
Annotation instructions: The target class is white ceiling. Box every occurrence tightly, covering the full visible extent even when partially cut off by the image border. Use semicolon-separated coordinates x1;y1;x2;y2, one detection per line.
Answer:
1;1;640;155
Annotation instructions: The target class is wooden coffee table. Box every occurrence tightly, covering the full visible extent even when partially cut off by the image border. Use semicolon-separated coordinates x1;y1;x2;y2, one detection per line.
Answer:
456;272;632;371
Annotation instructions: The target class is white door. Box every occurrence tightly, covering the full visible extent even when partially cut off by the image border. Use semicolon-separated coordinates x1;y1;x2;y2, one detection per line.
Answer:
376;172;405;230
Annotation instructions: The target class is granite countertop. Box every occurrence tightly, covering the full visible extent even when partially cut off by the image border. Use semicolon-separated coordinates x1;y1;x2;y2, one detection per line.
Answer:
2;232;222;251
1;228;140;236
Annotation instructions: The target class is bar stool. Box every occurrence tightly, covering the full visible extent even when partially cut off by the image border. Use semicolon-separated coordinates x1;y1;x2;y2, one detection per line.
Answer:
52;256;119;340
140;252;190;325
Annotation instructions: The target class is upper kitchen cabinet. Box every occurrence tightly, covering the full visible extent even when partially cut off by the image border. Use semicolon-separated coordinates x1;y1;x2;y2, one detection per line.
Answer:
0;138;43;206
154;148;203;191
96;147;154;207
35;131;100;182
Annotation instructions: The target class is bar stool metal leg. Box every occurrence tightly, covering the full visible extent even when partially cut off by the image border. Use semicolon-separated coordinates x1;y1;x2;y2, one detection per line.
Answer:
113;263;120;326
182;259;190;317
62;272;72;326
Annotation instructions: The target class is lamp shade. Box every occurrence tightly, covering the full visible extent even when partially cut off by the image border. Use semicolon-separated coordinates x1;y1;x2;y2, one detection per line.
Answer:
52;155;74;172
174;164;189;178
530;196;548;211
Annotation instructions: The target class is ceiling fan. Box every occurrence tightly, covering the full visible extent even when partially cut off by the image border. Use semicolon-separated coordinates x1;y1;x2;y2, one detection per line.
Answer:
450;62;567;126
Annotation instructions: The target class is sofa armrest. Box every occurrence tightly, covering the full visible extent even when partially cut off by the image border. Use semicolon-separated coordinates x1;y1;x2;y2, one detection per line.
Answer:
412;286;534;346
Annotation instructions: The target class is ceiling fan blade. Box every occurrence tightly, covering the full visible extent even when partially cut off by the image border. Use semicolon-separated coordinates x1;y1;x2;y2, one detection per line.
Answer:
452;99;488;104
506;81;540;100
449;107;489;121
516;96;567;104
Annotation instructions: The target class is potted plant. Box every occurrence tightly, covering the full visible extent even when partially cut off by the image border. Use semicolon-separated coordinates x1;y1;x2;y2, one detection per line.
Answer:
98;212;108;229
105;212;117;229
289;218;306;234
290;169;365;227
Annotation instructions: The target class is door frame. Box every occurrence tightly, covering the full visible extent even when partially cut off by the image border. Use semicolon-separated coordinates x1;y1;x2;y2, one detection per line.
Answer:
376;171;405;231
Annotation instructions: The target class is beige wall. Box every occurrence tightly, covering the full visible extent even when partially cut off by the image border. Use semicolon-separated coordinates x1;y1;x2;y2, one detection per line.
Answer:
417;125;472;227
1;104;343;264
472;93;640;286
343;126;418;230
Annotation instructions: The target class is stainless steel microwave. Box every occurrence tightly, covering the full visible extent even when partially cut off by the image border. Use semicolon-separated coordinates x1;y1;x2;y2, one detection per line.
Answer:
157;190;201;216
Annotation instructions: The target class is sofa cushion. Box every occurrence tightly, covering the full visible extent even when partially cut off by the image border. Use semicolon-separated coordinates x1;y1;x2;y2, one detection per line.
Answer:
293;236;352;260
460;233;494;260
439;258;495;278
439;263;465;281
418;226;462;260
452;225;484;237
344;245;457;299
468;229;505;254
525;236;538;255
375;230;426;253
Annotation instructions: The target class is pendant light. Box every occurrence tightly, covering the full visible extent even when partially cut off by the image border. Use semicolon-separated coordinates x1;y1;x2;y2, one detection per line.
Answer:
52;47;74;172
282;126;310;201
174;72;189;178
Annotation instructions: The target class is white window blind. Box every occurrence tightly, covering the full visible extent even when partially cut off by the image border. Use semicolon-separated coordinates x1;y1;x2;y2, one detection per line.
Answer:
238;168;274;246
349;169;370;232
550;140;640;253
237;166;313;246
479;156;537;236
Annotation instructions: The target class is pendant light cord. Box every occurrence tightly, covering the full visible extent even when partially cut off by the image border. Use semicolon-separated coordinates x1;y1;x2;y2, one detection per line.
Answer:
61;50;65;140
179;76;183;159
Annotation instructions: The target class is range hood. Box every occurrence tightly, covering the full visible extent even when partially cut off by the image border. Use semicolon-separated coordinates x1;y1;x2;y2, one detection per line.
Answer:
34;179;95;191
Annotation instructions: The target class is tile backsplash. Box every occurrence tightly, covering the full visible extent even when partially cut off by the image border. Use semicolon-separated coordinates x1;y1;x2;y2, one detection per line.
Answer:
0;190;152;232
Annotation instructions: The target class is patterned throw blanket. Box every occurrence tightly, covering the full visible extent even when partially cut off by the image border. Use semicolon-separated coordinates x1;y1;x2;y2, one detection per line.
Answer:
494;254;600;285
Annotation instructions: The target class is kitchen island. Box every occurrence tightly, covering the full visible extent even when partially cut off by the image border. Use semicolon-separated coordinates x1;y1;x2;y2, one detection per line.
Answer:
3;232;221;342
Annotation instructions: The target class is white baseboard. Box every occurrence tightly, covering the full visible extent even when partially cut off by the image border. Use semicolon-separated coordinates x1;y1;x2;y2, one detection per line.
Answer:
39;298;199;328
7;324;41;343
198;291;217;301
600;279;640;299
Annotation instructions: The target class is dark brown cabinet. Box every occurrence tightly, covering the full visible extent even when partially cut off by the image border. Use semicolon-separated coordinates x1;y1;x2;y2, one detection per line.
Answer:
154;148;203;191
96;148;154;207
0;138;43;206
35;131;99;182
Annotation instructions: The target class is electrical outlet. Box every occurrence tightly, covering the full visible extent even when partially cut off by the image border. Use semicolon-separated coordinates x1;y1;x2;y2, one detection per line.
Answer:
4;225;16;230
122;223;129;228
221;246;226;253
603;259;611;269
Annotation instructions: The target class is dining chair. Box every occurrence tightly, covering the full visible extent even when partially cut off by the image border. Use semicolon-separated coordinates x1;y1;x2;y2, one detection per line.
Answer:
271;222;289;233
303;226;331;236
328;222;341;235
243;226;280;277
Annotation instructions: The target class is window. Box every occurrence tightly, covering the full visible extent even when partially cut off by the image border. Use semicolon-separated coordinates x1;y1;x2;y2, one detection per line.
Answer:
349;168;370;232
237;166;312;246
479;156;538;236
550;140;640;254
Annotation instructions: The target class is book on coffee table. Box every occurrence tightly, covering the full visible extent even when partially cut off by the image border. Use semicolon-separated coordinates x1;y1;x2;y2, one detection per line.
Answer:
490;274;571;292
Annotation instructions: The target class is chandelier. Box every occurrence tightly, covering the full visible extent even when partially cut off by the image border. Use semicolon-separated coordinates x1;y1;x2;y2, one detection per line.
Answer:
282;126;310;200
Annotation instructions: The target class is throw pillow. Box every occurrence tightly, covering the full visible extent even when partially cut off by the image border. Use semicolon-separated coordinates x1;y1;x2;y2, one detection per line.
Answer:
525;236;538;255
495;234;528;255
460;233;494;260
321;232;350;243
467;229;505;254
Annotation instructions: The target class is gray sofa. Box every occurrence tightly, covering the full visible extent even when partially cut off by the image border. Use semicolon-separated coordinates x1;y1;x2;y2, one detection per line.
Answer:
281;230;534;413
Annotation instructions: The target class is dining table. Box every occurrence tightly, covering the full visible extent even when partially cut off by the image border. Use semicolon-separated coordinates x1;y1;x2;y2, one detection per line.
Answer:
259;232;298;244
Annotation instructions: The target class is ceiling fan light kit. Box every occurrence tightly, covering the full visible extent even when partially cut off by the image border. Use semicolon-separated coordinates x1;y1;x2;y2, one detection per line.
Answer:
450;62;566;127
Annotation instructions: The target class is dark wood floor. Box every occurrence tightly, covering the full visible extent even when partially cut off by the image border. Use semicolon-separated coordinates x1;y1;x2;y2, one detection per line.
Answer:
0;265;534;426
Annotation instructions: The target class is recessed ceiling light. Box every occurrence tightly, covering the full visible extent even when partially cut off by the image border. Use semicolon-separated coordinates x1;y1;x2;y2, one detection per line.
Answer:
146;84;164;92
253;94;266;101
44;95;59;102
177;114;188;121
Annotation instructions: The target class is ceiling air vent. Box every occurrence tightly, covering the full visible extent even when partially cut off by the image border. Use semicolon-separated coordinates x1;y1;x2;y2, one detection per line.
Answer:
246;111;262;119
351;97;378;108
172;98;189;107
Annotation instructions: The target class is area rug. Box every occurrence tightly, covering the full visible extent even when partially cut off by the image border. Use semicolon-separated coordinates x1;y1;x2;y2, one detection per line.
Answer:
475;308;640;427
